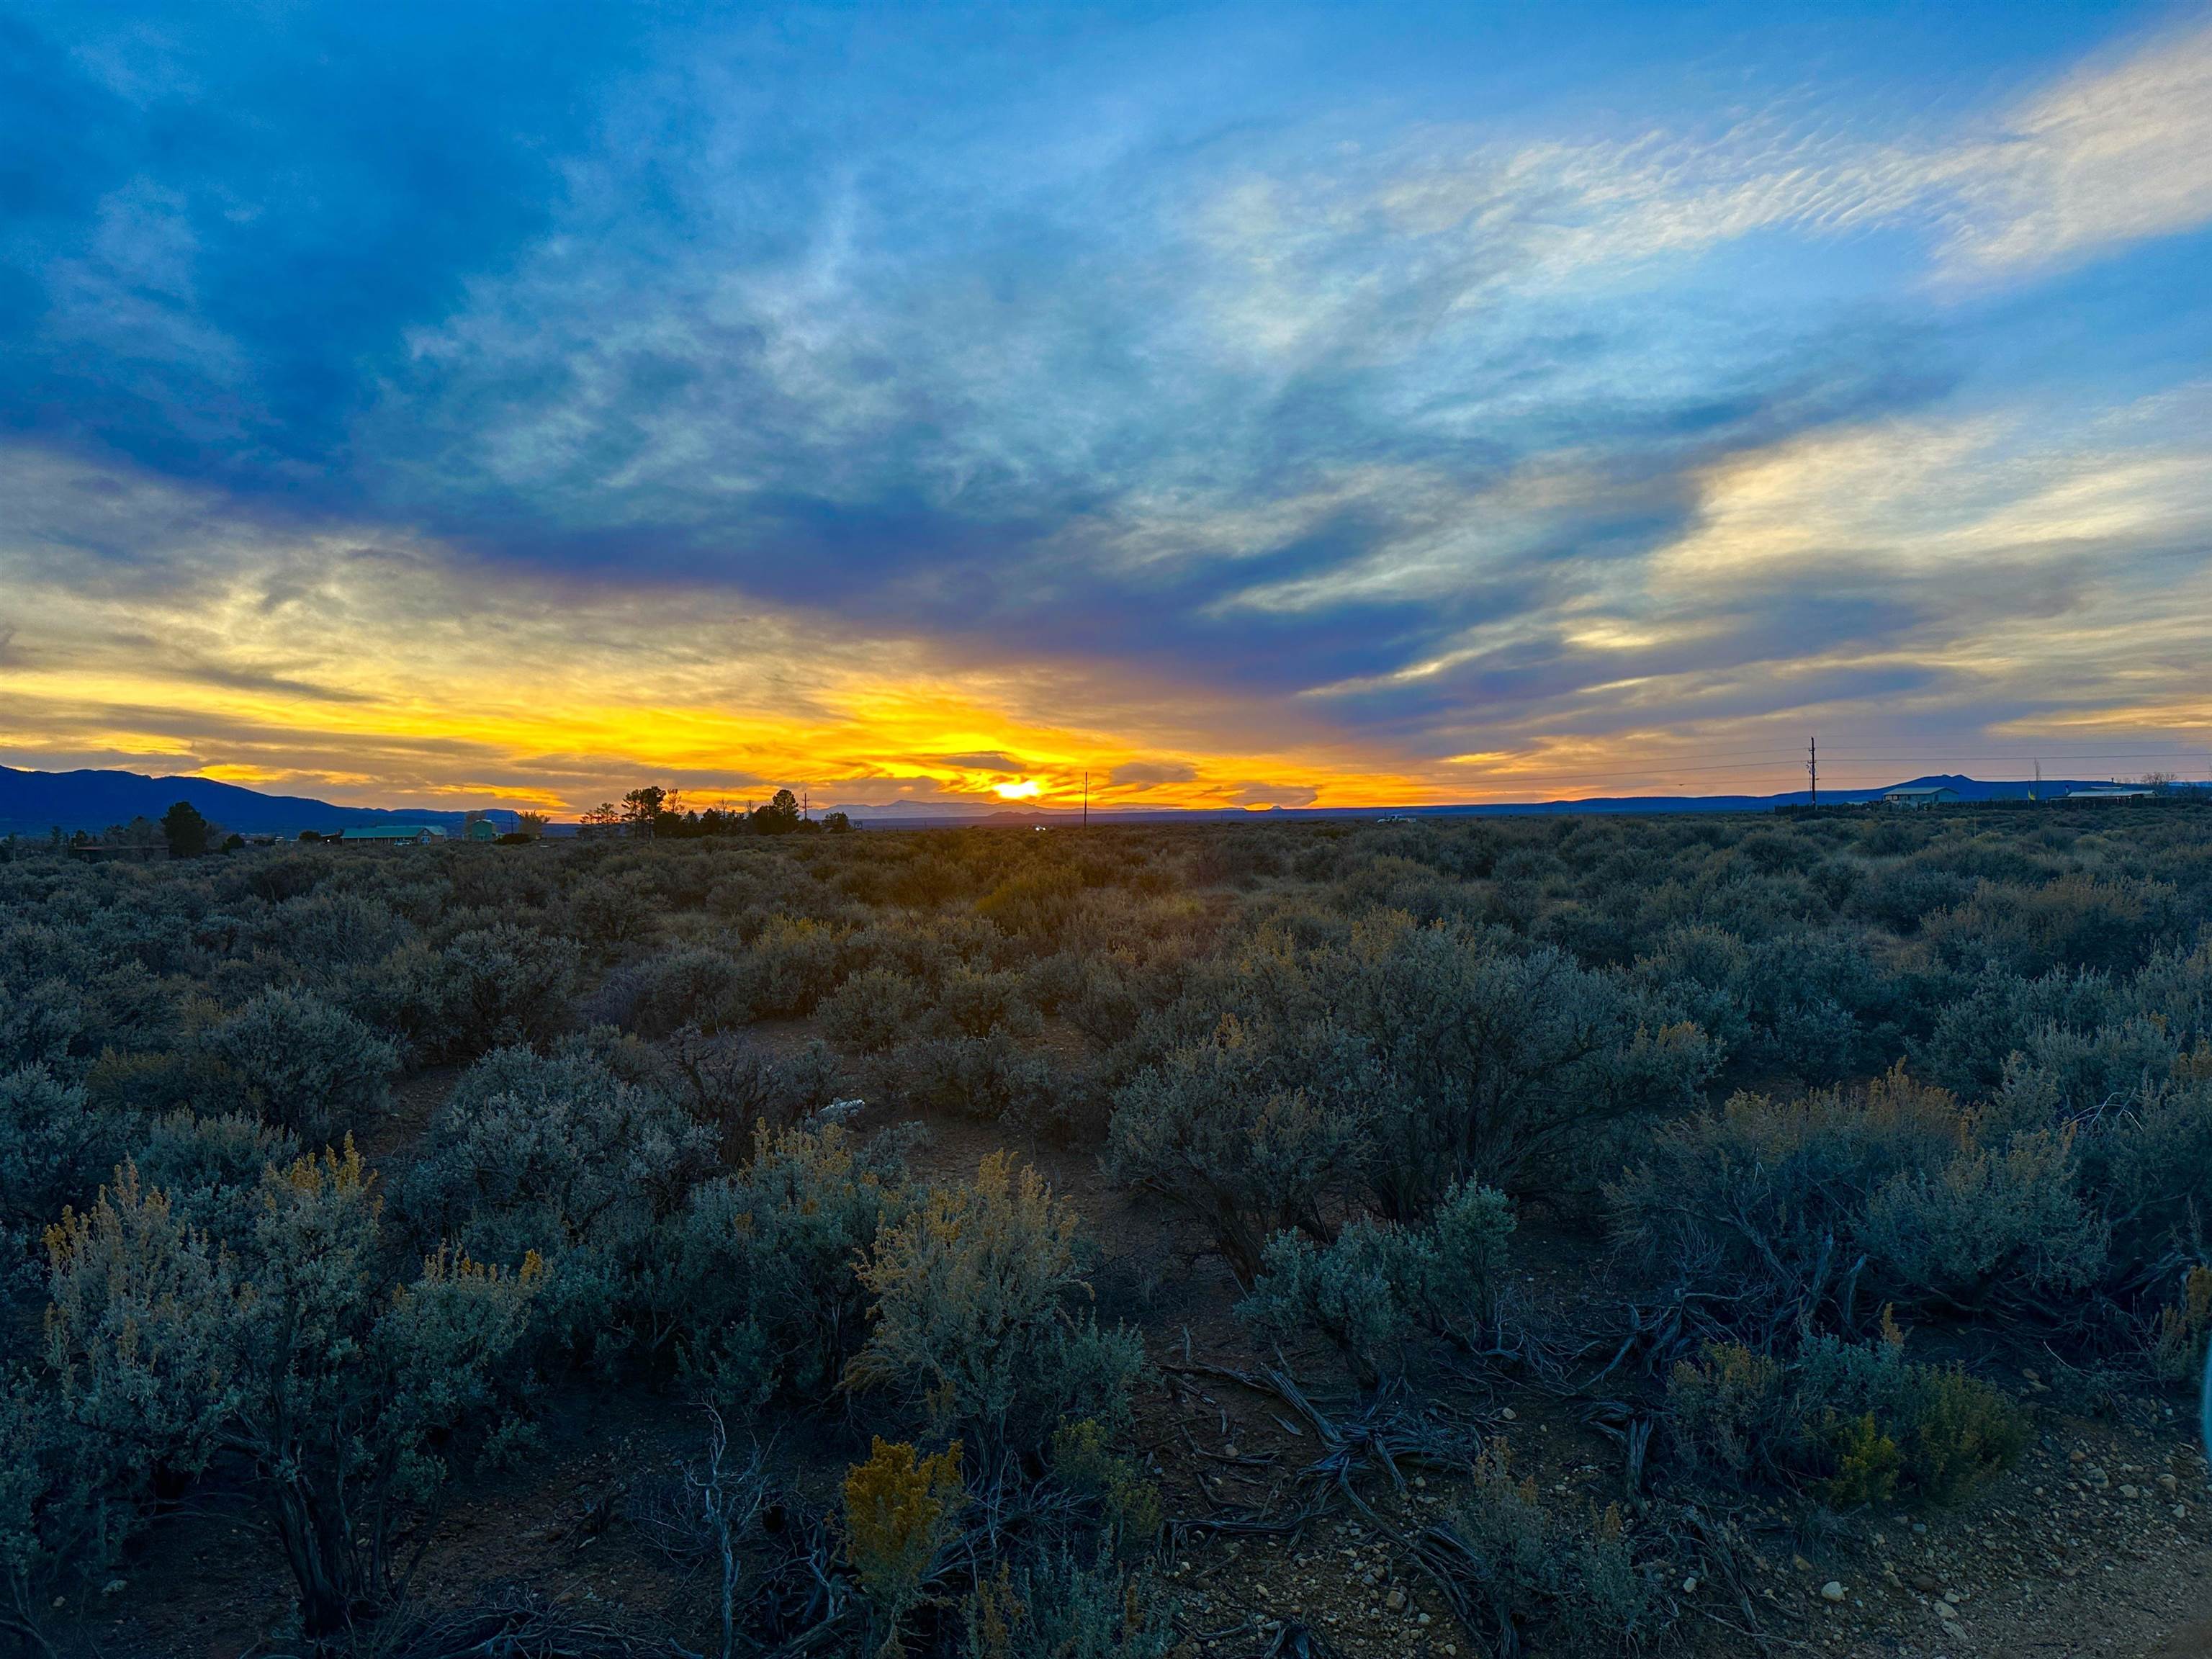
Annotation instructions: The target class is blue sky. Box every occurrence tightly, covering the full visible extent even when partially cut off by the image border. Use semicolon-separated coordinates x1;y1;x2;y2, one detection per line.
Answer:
2;1;2209;811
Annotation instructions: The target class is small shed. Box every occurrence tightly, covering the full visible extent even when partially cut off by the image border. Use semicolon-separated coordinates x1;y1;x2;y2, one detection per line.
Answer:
1883;786;1959;809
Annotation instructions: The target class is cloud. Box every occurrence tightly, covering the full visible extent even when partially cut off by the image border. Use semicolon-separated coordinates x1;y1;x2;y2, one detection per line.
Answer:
1938;20;2212;273
1231;782;1319;807
1109;760;1198;788
932;752;1029;772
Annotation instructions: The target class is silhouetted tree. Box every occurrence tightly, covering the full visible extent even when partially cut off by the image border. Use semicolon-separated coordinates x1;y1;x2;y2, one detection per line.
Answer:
160;802;210;858
753;788;803;835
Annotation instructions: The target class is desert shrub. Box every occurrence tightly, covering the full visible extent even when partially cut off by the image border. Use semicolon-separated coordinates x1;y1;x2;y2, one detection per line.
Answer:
2152;1266;2211;1385
43;1149;541;1641
1238;1182;1514;1380
845;1154;1144;1462
0;1065;115;1233
400;1042;715;1365
964;1550;1177;1659
1665;1328;2027;1507
736;916;846;1018
1047;1419;1164;1557
1860;1128;2107;1313
2086;1076;2212;1269
258;890;413;978
1915;969;2104;1101
1610;1069;1969;1345
844;1437;964;1653
1063;950;1188;1048
131;1110;301;1239
361;923;573;1063
1201;917;1717;1215
1848;863;1976;933
977;864;1084;942
658;1025;842;1156
873;1030;1057;1126
1421;1446;1676;1657
935;966;1042;1041
0;979;86;1082
1107;1017;1369;1282
203;987;397;1143
664;1123;918;1413
824;966;932;1053
600;944;746;1038
80;1040;241;1120
0;1367;141;1653
562;871;661;949
1637;925;1898;1085
2004;1014;2184;1118
1925;876;2182;977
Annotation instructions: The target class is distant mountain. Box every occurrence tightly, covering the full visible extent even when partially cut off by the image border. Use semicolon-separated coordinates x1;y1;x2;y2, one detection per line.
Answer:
0;765;487;837
1;762;2182;841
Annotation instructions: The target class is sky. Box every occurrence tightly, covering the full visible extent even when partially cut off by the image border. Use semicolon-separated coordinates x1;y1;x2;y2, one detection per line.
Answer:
3;1;2211;814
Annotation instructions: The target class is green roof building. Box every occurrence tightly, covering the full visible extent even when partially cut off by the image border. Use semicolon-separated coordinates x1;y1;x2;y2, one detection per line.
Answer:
324;824;446;845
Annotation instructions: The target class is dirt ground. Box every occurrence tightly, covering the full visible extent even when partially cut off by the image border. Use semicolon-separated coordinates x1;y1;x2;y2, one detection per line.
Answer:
59;1081;2212;1659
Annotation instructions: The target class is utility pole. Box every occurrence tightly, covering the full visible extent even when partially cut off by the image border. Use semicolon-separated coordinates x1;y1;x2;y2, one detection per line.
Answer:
1807;736;1817;809
2033;759;2041;804
801;786;810;822
1082;771;1089;828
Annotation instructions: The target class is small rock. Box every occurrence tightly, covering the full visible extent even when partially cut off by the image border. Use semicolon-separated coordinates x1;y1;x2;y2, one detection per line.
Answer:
2159;1474;2180;1494
1911;1573;1941;1593
1682;1575;1699;1594
1821;1581;1846;1604
1385;1588;1408;1612
1934;1601;1959;1622
1943;1591;1962;1605
1417;1611;1433;1626
1793;1555;1813;1573
99;1579;125;1596
2120;1484;2139;1499
1499;1408;1517;1421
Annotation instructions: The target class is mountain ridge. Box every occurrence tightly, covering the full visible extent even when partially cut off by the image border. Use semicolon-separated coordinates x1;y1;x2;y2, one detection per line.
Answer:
4;763;2182;836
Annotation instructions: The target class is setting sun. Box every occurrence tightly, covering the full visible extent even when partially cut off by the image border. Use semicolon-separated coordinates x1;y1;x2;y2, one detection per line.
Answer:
993;779;1043;800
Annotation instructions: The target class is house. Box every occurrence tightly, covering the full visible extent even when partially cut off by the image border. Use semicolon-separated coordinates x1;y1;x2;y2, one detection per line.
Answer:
329;824;446;845
1883;786;1959;809
463;818;500;842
